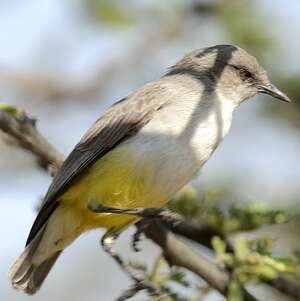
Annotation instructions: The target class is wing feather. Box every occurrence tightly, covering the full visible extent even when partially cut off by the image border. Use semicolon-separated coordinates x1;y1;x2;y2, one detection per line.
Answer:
26;88;166;245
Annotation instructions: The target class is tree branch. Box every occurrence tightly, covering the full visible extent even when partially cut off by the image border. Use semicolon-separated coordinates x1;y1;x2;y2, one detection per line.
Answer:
145;222;260;300
145;222;229;294
0;108;64;175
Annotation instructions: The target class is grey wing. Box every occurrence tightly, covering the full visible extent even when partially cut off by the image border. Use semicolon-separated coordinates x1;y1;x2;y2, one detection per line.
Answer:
26;93;165;245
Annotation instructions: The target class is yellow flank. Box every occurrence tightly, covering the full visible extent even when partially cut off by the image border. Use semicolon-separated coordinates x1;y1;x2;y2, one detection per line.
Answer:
58;146;165;233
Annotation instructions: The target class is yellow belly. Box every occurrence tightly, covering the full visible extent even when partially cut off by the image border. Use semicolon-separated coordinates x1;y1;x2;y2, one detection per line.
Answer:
58;147;167;232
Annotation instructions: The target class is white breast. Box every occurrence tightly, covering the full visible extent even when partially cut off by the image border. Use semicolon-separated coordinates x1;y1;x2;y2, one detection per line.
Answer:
120;76;237;201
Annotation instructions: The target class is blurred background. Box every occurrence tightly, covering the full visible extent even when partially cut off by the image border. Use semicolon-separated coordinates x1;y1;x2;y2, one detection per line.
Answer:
1;0;300;300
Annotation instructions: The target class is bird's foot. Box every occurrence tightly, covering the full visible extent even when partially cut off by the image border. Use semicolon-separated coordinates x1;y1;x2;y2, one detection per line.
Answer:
88;204;183;226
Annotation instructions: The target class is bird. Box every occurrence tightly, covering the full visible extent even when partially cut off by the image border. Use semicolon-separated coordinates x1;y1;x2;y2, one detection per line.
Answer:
9;44;291;295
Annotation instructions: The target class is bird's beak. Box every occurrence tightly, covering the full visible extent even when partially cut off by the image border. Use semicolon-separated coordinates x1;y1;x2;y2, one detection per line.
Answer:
258;83;291;103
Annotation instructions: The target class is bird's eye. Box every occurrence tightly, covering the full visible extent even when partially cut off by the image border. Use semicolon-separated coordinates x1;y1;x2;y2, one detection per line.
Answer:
239;68;252;81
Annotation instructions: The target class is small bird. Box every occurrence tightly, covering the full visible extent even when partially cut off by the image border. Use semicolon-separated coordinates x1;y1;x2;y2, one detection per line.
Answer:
9;44;290;294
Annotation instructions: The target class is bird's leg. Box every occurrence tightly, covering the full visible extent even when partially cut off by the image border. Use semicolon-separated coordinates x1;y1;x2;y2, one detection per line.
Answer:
88;204;183;226
101;230;158;297
132;220;148;252
90;204;183;253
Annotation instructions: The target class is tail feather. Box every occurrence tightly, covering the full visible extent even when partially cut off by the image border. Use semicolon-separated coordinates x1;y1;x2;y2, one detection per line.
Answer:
9;227;62;295
10;252;61;294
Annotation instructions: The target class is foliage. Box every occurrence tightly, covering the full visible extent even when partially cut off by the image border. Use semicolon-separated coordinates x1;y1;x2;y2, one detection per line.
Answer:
127;187;299;300
128;256;208;301
85;0;136;27
0;103;18;116
169;187;288;234
207;201;287;234
213;235;295;301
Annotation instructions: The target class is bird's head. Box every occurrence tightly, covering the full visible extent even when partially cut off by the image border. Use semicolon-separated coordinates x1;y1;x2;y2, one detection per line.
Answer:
167;44;291;105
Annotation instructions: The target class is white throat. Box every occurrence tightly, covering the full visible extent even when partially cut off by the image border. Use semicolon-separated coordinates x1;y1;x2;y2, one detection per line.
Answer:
120;75;238;201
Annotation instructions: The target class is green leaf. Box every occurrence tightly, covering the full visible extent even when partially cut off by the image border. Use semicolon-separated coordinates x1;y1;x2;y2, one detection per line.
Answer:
0;103;18;116
235;236;250;261
212;236;226;255
253;236;274;255
228;280;244;301
264;256;295;274
253;265;278;281
274;212;288;224
169;270;190;287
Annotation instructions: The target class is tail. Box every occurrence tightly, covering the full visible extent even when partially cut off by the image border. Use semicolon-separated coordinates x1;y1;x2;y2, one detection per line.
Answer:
8;227;62;295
